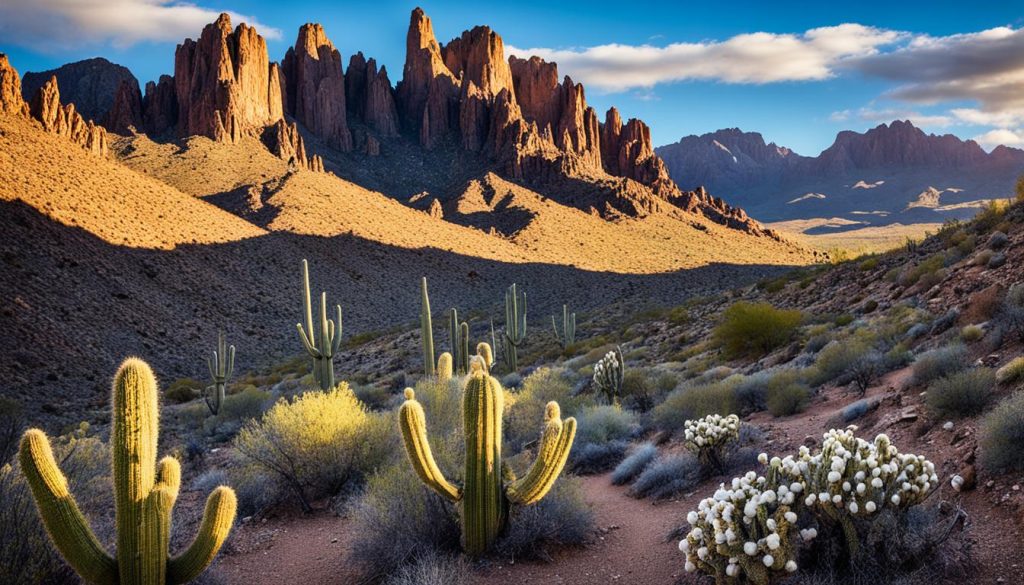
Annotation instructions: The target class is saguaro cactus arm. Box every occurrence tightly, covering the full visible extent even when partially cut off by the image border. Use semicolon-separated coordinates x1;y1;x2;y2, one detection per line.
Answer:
166;487;237;585
399;388;462;502
421;277;435;376
507;402;577;505
18;429;119;585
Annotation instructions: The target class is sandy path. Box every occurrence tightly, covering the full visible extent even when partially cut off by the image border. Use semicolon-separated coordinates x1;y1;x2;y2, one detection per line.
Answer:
472;473;690;585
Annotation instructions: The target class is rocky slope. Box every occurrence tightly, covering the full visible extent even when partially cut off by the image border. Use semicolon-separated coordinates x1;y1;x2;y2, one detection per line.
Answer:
657;121;1024;225
21;57;138;122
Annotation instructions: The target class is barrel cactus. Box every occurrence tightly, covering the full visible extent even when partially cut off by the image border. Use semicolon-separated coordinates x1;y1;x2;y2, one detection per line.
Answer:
204;330;235;415
398;356;576;556
19;358;236;585
683;413;740;473
593;346;624;404
297;259;343;391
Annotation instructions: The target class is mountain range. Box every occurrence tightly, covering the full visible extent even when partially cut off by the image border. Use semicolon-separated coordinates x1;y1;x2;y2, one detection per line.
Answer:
656;121;1024;227
0;8;816;422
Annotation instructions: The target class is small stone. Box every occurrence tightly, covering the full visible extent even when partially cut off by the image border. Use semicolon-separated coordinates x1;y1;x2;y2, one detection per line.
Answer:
942;421;954;431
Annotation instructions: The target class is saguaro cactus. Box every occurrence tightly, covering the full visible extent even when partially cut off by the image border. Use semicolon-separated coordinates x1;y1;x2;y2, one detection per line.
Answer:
477;342;494;373
398;356;576;556
421;277;435;377
501;283;527;372
204;330;235;415
19;358;236;585
297;259;343;391
551;304;576;349
448;308;470;375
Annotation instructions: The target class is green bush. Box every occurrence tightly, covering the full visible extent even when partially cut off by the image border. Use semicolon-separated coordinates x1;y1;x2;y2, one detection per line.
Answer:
714;301;802;359
506;368;583;451
913;345;970;385
980;391;1024;471
806;338;873;387
233;384;393;512
573;405;638;446
165;377;202;403
766;370;812;416
961;325;984;343
653;377;740;431
926;368;995;419
996;357;1024;385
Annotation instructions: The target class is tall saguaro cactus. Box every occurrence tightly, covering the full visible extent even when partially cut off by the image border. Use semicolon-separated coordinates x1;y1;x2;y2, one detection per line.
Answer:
448;308;470;375
551;304;576;349
204;330;235;415
398;356;576;556
19;358;237;585
421;277;435;377
297;259;343;391
502;283;527;372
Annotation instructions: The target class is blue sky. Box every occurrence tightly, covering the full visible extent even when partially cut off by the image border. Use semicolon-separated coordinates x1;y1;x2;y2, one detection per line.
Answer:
2;0;1023;155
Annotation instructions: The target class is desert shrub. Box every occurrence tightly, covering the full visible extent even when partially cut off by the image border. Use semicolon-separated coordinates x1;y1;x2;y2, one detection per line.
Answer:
974;199;1007;233
996;357;1024;385
733;371;770;414
574;404;638;446
1002;283;1024;342
506;367;582;451
621;369;658;411
0;425;111;584
714;301;802;358
859;257;879;271
979;391;1024;472
912;345;970;385
766;370;812;416
228;463;281;517
611;443;657;485
165;377;202;403
630;453;701;500
904;322;929;341
926;368;995;419
840;398;875;423
807;339;873;387
835;314;855;327
492;476;593;560
191;468;229;494
961;325;984;342
382;551;469;585
850;350;884;394
805;333;831;354
202;386;273;441
348;461;462;581
899;254;946;287
973;249;994;266
233;385;391;512
352;383;395;411
0;397;24;465
653;377;740;431
571;440;629;474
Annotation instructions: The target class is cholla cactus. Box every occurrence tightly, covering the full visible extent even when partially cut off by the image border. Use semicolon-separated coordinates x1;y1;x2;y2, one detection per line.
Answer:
681;428;938;583
683;414;740;473
592;346;624;404
679;470;800;585
769;427;937;555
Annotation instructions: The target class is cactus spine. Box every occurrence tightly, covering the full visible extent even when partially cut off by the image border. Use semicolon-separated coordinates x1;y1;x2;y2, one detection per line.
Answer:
551;304;576;349
19;358;236;585
398;356;576;556
297;259;343;391
420;277;435;377
204;330;235;415
501;283;527;372
437;352;453;381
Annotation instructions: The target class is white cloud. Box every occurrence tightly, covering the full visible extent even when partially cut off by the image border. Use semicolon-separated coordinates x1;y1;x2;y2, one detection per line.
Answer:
973;128;1024;149
506;24;902;91
0;0;281;51
835;107;955;128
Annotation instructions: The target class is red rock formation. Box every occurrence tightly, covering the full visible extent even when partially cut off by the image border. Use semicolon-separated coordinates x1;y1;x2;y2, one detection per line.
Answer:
262;118;324;172
346;54;399;138
29;76;108;156
509;56;560;132
442;26;515;98
103;78;143;134
0;54;29;116
142;75;178;136
282;23;352;151
396;8;459;147
174;13;282;142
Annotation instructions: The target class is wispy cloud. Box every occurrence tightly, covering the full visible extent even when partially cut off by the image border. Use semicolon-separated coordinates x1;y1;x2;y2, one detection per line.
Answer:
0;0;281;51
829;107;954;128
506;24;902;91
973;128;1024;149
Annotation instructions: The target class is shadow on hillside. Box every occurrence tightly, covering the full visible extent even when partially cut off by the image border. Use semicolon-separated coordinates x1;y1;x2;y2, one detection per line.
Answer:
0;199;804;428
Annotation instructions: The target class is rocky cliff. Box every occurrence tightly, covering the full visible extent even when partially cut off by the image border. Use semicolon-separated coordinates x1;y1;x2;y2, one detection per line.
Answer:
21;58;138;122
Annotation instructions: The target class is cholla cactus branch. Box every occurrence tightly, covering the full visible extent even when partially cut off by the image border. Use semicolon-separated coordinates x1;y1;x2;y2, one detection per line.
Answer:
683;414;740;473
593;346;625;405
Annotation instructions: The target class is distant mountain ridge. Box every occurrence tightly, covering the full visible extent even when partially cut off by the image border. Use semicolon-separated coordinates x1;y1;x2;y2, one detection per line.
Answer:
657;121;1024;224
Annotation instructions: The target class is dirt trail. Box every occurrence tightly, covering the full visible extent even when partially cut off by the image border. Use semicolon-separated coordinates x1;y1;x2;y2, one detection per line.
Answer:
472;474;690;585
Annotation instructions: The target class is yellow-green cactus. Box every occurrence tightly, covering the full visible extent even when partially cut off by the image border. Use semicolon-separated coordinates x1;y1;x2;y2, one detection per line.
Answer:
204;330;235;415
19;358;236;585
551;304;576;349
421;277;435;377
476;342;494;373
297;259;343;391
501;284;527;372
437;352;453;382
398;356;575;556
